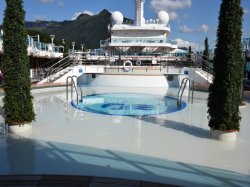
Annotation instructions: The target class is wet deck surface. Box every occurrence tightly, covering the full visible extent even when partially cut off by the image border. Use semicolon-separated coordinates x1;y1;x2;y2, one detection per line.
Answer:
0;175;179;187
1;86;250;187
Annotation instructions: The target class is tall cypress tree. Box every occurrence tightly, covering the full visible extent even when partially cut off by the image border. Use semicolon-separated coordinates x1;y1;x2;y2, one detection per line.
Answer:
2;0;35;125
202;37;209;62
187;46;192;62
207;0;243;131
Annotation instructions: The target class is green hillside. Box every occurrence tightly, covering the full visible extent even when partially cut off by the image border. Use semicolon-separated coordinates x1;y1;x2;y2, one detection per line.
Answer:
1;9;133;50
25;9;111;49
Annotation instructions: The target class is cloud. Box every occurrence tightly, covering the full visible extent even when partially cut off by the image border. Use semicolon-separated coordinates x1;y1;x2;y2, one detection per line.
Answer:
82;10;94;16
179;25;193;33
198;24;209;32
150;0;192;11
179;24;209;33
38;0;64;7
169;12;179;20
150;0;191;21
57;0;64;7
173;38;199;49
34;15;47;21
244;8;250;15
38;0;55;3
72;11;94;20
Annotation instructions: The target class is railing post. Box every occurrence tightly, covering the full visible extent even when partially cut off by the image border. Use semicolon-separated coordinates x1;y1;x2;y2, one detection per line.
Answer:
66;76;70;102
191;80;194;104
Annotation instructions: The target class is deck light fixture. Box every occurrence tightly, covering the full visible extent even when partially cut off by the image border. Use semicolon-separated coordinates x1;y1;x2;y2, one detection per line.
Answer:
72;42;75;51
50;34;55;52
81;44;84;51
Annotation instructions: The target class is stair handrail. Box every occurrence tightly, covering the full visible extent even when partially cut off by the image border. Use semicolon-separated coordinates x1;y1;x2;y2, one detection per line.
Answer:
45;55;70;78
37;53;69;79
37;58;61;79
40;53;81;83
48;60;71;82
193;53;213;69
191;53;214;84
177;77;194;108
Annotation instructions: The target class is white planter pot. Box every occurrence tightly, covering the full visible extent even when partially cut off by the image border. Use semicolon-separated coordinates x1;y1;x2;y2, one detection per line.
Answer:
8;123;32;133
210;129;237;143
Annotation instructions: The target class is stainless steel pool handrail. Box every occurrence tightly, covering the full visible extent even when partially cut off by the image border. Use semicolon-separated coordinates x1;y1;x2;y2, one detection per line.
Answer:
177;77;194;107
66;76;81;105
72;75;83;102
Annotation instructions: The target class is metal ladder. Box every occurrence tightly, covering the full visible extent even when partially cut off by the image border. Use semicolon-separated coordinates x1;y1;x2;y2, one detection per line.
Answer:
66;76;83;105
177;77;194;107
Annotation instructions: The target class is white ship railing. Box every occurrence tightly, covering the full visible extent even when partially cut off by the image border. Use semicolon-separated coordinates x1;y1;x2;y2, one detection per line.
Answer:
27;35;64;58
100;38;177;47
0;33;63;58
82;49;185;57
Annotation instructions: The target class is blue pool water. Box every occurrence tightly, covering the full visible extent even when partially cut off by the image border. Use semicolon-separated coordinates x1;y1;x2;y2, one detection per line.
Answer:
71;93;186;116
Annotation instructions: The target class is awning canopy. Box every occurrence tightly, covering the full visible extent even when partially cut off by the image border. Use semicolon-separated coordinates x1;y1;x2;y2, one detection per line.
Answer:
169;48;188;54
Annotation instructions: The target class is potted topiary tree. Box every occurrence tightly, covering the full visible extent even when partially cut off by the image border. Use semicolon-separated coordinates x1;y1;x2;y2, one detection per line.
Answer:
2;0;35;133
207;0;243;142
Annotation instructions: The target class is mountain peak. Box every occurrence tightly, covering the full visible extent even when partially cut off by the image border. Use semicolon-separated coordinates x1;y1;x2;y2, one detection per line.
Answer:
99;9;111;16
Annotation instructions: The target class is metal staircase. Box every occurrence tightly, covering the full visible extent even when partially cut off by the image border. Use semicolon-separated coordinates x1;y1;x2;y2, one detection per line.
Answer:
36;55;71;83
37;53;84;83
191;54;214;83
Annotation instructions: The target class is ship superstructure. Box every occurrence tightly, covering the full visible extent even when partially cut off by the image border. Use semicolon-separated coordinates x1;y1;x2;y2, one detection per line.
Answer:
100;0;178;63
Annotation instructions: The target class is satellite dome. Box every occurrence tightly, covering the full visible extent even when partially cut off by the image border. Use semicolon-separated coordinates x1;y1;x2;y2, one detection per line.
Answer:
157;11;169;25
111;11;123;25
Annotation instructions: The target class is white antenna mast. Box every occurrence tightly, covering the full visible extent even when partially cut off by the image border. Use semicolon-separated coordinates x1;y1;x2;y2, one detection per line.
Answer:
135;0;145;26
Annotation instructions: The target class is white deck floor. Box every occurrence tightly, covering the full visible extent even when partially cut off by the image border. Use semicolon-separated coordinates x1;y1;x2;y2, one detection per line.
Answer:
0;86;250;187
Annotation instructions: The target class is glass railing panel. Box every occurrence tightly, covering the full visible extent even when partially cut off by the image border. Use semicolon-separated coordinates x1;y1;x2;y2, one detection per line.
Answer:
110;38;170;44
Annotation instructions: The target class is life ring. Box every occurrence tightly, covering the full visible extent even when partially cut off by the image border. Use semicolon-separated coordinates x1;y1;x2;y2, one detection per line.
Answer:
123;60;133;72
161;62;166;67
136;60;141;66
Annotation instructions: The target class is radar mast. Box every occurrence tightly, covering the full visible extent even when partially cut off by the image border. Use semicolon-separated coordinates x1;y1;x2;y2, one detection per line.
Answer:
135;0;145;26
